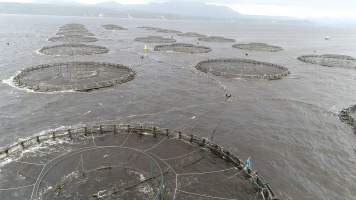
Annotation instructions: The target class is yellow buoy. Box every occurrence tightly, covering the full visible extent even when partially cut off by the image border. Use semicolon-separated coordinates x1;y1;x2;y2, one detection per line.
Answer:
144;44;149;53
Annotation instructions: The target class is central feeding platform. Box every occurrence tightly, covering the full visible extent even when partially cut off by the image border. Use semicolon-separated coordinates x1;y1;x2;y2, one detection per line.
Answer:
0;124;276;200
154;43;212;54
13;62;135;92
198;36;236;43
298;54;356;68
195;58;290;80
102;24;127;31
233;43;283;52
134;36;176;43
39;43;109;56
48;35;98;43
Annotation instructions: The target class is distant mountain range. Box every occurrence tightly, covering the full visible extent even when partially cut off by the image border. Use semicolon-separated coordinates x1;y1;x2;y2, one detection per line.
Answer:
98;1;241;19
0;1;241;20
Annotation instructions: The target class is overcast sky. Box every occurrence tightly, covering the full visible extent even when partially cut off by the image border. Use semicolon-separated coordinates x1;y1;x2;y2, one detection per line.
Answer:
1;0;356;20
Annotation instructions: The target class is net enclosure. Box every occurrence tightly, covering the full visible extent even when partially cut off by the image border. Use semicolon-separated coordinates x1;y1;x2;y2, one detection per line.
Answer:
59;23;86;29
298;54;356;68
13;62;136;92
56;24;95;37
156;28;182;34
233;43;283;52
134;36;176;43
0;124;278;200
48;35;98;43
136;27;181;34
154;43;212;54
57;23;91;31
39;43;109;56
102;24;128;31
136;26;162;31
198;36;236;43
195;58;290;80
58;27;89;32
177;32;207;38
50;24;97;43
56;31;95;37
57;24;87;32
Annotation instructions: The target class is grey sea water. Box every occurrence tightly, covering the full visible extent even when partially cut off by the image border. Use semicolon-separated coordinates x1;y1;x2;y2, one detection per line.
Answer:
0;14;356;199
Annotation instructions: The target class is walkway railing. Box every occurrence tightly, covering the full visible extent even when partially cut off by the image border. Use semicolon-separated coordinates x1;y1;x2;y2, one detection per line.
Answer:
0;123;278;200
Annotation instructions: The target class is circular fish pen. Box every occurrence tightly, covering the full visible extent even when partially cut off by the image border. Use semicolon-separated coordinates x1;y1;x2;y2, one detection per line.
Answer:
298;54;356;68
137;26;161;31
58;24;87;32
102;24;127;31
177;32;206;38
58;27;89;32
233;43;283;52
48;36;98;43
154;43;212;54
156;28;182;34
56;30;95;37
39;43;109;56
134;36;176;43
0;124;276;200
198;36;236;43
339;105;356;129
60;23;85;29
195;58;290;80
13;62;136;92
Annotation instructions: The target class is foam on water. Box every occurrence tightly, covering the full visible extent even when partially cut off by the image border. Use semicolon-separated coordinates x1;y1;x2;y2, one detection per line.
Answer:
0;125;73;169
2;73;76;94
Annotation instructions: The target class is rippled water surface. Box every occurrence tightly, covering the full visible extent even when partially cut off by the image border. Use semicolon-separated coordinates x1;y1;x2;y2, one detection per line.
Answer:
0;14;356;200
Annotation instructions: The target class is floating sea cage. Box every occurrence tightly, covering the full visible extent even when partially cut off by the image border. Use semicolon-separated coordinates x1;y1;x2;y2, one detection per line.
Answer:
59;23;86;29
48;35;98;43
51;24;96;43
198;36;236;43
136;26;162;31
56;30;95;37
154;43;212;54
57;24;87;32
134;36;177;43
102;24;128;31
39;43;109;56
0;124;277;200
136;27;181;34
298;54;356;68
195;58;290;80
13;62;136;92
177;32;207;38
156;29;182;34
233;43;283;52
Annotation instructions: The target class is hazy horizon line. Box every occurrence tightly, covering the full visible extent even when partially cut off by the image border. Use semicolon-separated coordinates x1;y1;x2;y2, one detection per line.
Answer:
0;0;356;21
